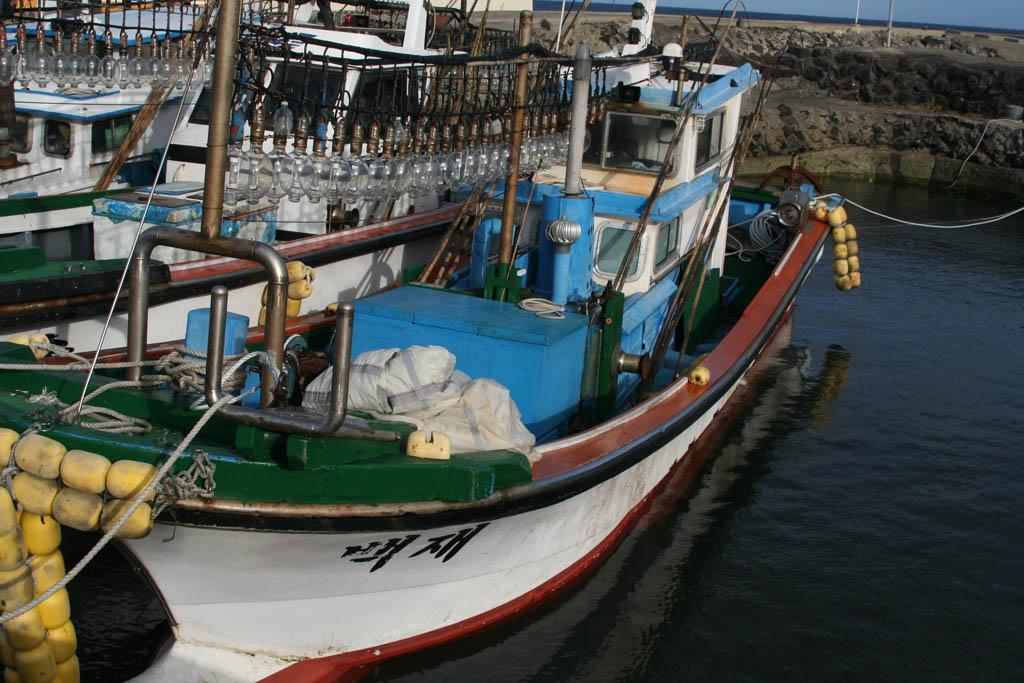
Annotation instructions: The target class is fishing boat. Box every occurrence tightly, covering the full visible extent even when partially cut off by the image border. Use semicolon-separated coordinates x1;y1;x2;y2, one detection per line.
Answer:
0;2;863;681
0;0;517;346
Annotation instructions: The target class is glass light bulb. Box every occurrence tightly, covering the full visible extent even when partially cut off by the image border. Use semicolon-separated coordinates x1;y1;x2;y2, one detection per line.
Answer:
393;156;413;198
224;143;246;205
326;154;350;205
128;56;145;88
273;102;293;140
367;157;388;198
300;149;331;203
345;157;369;202
0;50;14;87
245;147;274;204
267;146;294;203
31;49;53;87
100;54;119;89
288;148;312;203
83;54;100;87
461;149;478;189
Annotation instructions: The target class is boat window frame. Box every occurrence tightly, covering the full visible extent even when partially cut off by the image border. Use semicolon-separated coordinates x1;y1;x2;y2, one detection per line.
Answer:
652;217;681;280
10;113;31;154
91;113;134;156
584;111;678;175
43;118;72;159
593;219;648;283
694;109;725;174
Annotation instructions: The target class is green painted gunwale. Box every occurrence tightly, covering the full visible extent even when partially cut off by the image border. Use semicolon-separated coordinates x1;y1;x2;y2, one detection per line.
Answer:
0;344;531;505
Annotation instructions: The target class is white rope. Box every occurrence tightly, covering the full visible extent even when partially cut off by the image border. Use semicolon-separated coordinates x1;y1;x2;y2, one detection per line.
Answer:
518;297;566;319
817;194;1024;229
0;388;246;626
945;118;1009;189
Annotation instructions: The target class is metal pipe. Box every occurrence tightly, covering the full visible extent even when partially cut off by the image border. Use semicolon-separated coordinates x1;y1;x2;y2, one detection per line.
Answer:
200;0;243;239
886;0;894;48
563;42;591;197
205;291;388;440
497;9;532;268
126;227;288;410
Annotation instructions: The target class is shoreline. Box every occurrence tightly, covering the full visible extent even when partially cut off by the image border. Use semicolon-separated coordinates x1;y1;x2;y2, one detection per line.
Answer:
487;11;1024;198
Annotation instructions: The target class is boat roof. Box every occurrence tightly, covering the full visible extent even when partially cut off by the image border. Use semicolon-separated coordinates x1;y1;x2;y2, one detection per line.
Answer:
623;63;760;115
15;88;182;121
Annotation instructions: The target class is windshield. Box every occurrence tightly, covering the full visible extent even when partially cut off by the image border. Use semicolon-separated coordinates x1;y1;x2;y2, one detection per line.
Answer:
583;112;676;174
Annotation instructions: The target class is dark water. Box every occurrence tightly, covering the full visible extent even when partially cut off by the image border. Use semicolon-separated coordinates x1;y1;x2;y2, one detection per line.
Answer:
68;179;1024;681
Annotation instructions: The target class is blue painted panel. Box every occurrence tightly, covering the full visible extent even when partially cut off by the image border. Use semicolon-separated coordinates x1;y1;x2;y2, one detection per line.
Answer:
535;194;595;304
352;286;589;436
696;64;760;114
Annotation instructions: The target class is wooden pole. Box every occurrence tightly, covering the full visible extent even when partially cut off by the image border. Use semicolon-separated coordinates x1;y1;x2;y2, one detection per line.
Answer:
497;10;531;270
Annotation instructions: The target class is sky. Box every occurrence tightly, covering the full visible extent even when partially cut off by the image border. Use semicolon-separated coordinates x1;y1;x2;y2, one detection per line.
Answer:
595;0;1024;32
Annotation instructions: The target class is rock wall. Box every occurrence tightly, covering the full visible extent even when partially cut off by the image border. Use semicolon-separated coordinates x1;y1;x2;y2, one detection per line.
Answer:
771;47;1024;118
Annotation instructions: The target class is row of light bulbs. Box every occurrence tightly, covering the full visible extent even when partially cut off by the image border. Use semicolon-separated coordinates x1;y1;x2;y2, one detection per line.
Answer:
225;103;570;207
0;30;211;91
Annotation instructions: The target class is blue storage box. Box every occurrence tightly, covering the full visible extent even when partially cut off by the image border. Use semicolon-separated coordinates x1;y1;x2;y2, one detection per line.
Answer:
185;308;250;356
352;286;589;437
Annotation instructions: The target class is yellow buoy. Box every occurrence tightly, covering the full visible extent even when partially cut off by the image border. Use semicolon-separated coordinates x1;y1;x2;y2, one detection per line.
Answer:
847;255;860;272
844;223;857;241
29;553;64;596
830;226;846;244
100;501;153;539
44;621;75;665
58;451;110;496
850;271;863;288
0;430;19;468
2;607;46;651
833;258;850;277
1;631;14;667
18;516;59;558
0;565;35;611
0;490;17;534
827;206;847;227
287;279;313;300
0;527;27;572
51;490;101;533
286;261;314;282
688;365;711;386
13;436;66;481
36;589;69;631
3;667;22;683
832;243;848;260
834;274;854;291
10;475;57;518
53;653;78;683
105;461;157;501
845;239;859;256
13;640;55;683
258;299;302;325
814;206;827;221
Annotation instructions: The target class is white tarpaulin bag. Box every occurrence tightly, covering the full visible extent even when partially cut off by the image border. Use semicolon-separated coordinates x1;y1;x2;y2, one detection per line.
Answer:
303;345;537;459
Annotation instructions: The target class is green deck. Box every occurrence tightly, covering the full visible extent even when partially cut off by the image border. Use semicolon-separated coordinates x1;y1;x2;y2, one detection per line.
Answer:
0;344;531;505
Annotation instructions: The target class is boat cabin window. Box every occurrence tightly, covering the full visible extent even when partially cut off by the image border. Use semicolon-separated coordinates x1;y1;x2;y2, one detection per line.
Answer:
346;69;414;137
44;120;71;158
583;112;676;174
10;114;30;153
595;221;643;278
91;115;133;155
654;218;679;269
694;110;724;172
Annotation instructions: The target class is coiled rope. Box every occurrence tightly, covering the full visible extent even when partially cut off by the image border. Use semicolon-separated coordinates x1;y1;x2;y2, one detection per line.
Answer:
518;297;566;319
